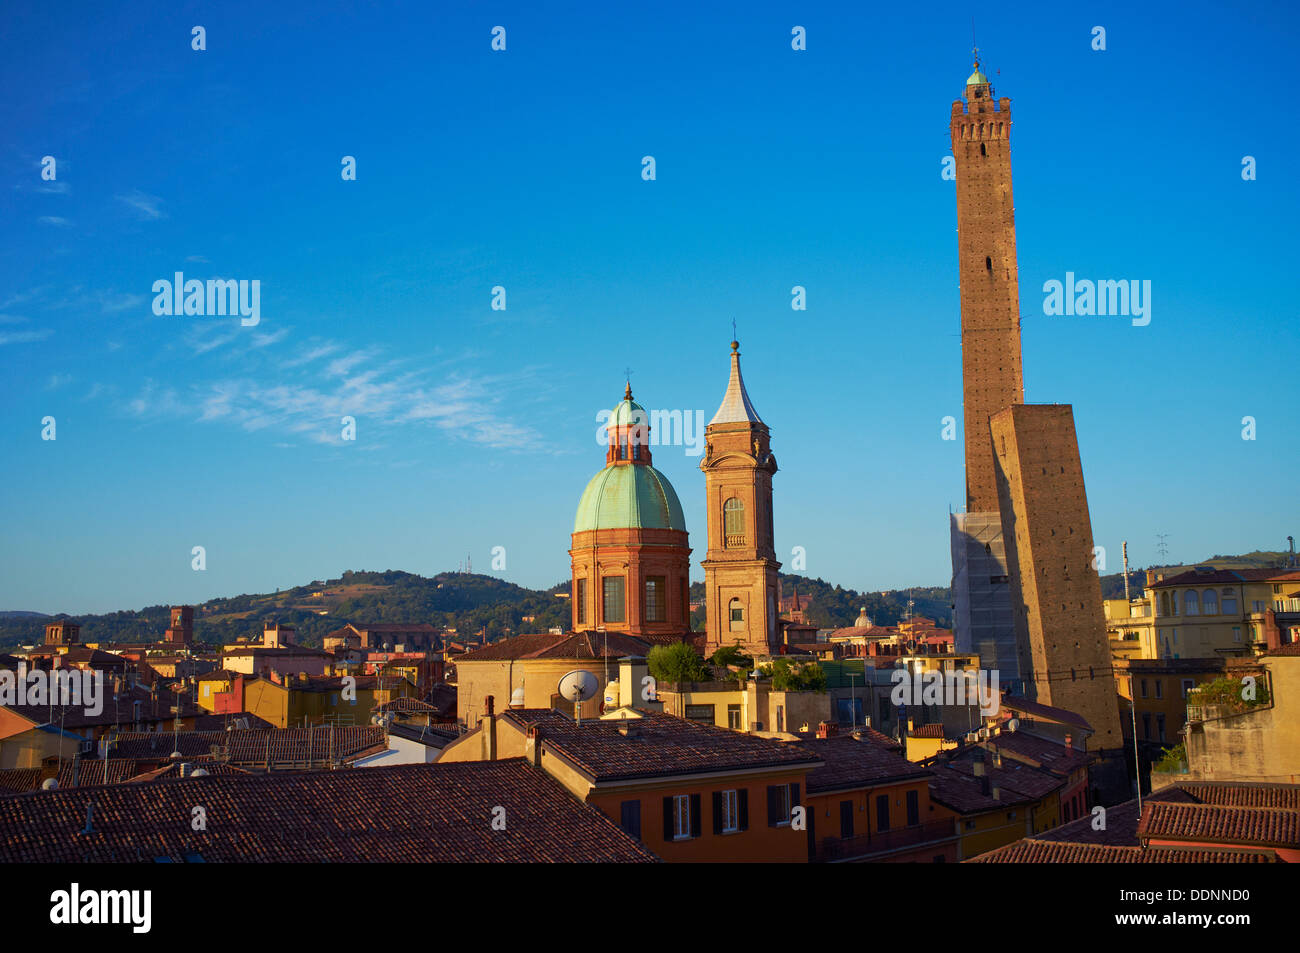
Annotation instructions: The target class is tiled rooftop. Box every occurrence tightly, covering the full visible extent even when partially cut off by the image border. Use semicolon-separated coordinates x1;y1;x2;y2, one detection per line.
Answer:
107;726;387;765
56;759;143;789
797;735;930;794
0;759;658;863
2;685;206;730
0;768;42;796
1139;802;1300;849
969;840;1276;863
456;631;659;662
998;695;1092;731
985;730;1094;776
501;709;821;782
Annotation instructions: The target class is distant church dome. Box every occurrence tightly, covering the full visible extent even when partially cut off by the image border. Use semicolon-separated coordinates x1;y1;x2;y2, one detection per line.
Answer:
966;68;988;85
573;464;686;533
854;607;873;628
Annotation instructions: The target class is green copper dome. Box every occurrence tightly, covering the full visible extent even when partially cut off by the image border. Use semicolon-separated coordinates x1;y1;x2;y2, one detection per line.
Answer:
573;463;687;533
609;396;646;428
967;68;988;85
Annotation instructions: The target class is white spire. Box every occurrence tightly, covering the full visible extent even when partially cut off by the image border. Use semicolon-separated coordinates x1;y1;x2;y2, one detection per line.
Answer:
709;340;763;427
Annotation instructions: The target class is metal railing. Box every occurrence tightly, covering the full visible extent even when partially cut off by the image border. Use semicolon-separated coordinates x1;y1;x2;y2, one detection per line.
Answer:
820;818;958;862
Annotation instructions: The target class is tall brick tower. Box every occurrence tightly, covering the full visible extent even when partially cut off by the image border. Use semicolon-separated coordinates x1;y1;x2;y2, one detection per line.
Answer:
951;52;1024;512
949;53;1023;689
991;405;1123;751
164;606;194;645
700;340;780;658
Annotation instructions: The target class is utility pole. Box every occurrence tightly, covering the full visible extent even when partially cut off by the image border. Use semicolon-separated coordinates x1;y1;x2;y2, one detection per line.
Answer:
1130;689;1142;814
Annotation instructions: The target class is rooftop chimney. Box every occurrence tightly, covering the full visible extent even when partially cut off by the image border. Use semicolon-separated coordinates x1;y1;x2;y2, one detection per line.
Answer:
1064;733;1073;750
524;724;543;766
618;719;641;739
482;696;497;761
816;721;837;739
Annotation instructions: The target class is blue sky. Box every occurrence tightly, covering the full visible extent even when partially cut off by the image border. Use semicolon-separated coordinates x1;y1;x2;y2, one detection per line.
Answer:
2;0;1297;614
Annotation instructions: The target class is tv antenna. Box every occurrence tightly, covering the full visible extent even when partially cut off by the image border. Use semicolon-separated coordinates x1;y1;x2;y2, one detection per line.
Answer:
1155;534;1170;562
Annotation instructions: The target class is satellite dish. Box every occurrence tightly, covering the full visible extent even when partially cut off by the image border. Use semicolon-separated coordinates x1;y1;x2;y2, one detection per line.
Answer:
558;670;598;703
41;778;58;791
1006;718;1020;733
509;687;526;707
191;768;210;777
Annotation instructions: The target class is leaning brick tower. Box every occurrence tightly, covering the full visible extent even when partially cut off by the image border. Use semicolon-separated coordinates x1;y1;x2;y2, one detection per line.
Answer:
948;52;1024;689
950;52;1024;513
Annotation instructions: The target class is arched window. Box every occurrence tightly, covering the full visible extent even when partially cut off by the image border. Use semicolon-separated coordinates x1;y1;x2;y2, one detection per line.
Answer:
631;440;641;461
1160;591;1170;616
985;256;993;271
1184;590;1200;615
1202;589;1218;615
729;598;745;632
980;142;986;157
724;498;745;546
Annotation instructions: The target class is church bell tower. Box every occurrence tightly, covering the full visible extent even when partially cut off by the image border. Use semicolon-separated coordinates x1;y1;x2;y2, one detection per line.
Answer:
700;340;780;658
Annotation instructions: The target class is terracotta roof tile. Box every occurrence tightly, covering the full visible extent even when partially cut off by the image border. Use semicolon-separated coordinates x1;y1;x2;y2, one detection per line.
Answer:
2;686;205;730
1138;802;1300;849
1174;781;1300;810
969;840;1276;863
0;768;43;796
798;735;930;794
458;631;662;662
910;724;946;739
500;709;820;782
107;727;387;766
0;759;657;863
999;695;1092;731
986;730;1094;776
55;759;142;789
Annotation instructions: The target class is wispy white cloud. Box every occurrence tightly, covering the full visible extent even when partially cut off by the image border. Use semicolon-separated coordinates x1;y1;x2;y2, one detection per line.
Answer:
250;329;289;348
100;292;145;313
282;341;341;368
47;373;73;389
37;216;69;226
0;322;52;345
116;190;166;220
117;338;545;451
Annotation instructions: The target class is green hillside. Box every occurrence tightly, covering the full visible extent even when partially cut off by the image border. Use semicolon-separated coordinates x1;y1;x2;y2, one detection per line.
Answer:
4;549;1292;652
